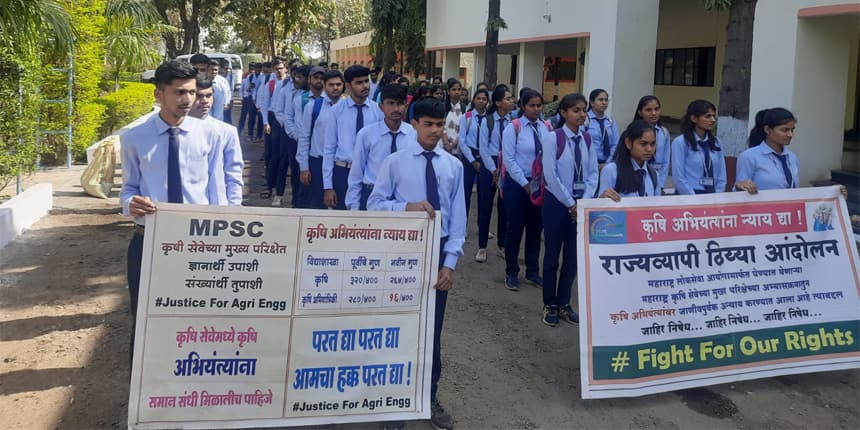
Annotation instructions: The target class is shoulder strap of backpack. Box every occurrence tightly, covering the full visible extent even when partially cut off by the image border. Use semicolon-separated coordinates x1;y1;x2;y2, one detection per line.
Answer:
309;97;325;140
555;128;566;160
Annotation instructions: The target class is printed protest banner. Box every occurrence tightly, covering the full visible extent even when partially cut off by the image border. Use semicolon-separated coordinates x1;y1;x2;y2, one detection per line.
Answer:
127;204;441;428
577;186;860;398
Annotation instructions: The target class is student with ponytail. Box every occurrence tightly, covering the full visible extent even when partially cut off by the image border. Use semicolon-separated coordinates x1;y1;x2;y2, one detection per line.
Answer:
540;93;598;326
501;89;552;291
633;95;670;194
486;86;515;259
671;99;727;194
585;89;620;164
458;89;494;262
734;108;801;194
598;120;659;201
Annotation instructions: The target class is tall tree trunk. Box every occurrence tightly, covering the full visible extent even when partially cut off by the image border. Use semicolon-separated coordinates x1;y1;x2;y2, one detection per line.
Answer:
382;25;395;71
716;0;757;156
483;0;501;88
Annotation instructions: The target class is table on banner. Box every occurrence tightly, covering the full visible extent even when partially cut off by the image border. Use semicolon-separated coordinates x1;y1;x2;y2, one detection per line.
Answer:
127;205;440;429
577;186;860;398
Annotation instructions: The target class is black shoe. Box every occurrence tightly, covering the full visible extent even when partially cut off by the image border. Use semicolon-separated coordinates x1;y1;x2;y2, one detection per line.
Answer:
525;273;543;288
505;274;520;291
559;304;579;324
382;420;406;430
430;399;454;430
542;305;559;327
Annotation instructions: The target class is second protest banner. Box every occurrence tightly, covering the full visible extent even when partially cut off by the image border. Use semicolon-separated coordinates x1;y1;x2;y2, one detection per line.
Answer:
128;205;441;428
577;186;860;398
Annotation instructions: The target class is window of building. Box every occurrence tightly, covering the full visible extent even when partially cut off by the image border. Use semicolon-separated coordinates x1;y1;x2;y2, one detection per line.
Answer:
545;57;577;82
654;47;716;87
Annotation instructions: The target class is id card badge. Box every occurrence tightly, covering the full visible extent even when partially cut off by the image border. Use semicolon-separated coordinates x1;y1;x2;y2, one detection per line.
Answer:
700;177;715;187
529;177;542;195
572;181;586;199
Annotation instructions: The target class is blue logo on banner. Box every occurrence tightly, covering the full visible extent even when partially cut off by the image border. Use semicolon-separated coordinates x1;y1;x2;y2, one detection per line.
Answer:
589;211;627;244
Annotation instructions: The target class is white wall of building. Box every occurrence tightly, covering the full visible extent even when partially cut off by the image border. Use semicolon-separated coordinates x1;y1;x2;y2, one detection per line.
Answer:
749;0;859;183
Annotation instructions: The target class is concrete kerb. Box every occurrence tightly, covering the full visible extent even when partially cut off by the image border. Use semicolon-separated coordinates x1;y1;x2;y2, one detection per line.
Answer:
0;183;53;250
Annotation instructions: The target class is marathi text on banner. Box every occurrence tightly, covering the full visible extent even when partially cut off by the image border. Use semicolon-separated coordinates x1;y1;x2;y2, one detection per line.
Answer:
577;186;860;398
128;205;440;428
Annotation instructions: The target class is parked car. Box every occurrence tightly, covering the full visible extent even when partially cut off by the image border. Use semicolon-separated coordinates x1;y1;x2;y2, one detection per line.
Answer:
140;69;155;83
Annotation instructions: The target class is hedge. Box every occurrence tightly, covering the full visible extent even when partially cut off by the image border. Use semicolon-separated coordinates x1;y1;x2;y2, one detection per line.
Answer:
98;82;155;136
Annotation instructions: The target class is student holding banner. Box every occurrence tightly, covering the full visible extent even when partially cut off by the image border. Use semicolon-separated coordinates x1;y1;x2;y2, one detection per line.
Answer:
670;99;727;195
540;93;599;326
597;120;659;201
734;107;799;194
368;97;465;430
120;60;228;358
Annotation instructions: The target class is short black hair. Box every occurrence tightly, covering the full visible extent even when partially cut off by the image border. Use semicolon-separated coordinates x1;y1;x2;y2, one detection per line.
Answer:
195;77;213;90
208;59;219;67
318;61;328;67
189;53;209;65
155;60;197;88
272;58;284;67
397;76;410;85
330;62;339;67
253;63;262;69
411;97;446;121
343;65;371;83
322;70;343;83
219;58;229;67
262;61;272;68
294;64;311;78
381;84;407;102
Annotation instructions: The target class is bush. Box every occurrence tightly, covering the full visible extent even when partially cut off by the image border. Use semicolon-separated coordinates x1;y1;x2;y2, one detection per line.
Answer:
98;82;155;136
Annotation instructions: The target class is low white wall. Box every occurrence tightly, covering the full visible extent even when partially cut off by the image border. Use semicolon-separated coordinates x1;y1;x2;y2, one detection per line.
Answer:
0;183;53;250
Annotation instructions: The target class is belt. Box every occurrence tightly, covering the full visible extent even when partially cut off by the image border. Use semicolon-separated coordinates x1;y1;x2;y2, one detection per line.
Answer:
335;160;352;168
470;148;481;160
133;224;146;236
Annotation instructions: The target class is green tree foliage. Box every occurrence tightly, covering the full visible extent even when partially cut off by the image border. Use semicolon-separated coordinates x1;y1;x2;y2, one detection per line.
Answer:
104;0;172;90
307;0;370;61
225;0;328;59
153;0;221;59
368;0;426;75
0;0;76;186
98;82;156;136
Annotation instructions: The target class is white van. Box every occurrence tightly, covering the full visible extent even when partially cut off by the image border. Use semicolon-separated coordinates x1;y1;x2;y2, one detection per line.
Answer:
174;53;243;91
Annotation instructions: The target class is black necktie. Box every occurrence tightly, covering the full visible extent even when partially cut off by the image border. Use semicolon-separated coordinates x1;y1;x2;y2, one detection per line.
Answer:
572;135;582;182
596;117;610;159
637;169;647;197
167;127;182;203
530;122;541;154
423;151;440;210
355;104;365;134
776;153;794;188
390;131;399;154
498;118;506;145
700;140;715;193
476;114;484;149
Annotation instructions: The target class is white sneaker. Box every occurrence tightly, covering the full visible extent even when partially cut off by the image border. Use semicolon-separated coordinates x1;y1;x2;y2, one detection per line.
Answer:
271;196;282;207
475;248;487;263
489;232;495;239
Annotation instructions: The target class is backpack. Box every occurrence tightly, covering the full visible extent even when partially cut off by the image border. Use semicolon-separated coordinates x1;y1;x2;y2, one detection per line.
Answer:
529;128;592;206
498;117;552;200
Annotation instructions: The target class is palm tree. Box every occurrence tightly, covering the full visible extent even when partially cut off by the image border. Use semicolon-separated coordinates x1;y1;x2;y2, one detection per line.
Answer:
104;0;173;90
0;0;76;53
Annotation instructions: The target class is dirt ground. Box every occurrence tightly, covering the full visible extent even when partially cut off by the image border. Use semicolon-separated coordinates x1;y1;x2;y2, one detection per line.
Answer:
1;108;858;429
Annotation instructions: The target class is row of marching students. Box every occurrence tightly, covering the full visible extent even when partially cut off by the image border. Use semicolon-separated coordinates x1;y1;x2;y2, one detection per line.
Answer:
459;83;808;327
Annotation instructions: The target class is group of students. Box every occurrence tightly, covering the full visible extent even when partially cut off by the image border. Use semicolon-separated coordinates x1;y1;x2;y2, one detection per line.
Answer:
122;55;816;430
451;83;809;328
